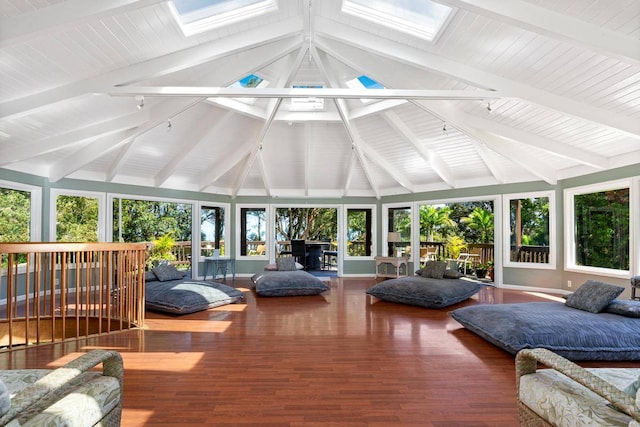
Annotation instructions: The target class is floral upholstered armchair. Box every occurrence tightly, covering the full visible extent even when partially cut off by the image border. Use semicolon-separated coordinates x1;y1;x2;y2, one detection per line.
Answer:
0;350;123;426
517;348;640;426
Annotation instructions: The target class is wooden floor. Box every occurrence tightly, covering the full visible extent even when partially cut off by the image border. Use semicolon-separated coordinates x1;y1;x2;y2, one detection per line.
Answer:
2;278;639;426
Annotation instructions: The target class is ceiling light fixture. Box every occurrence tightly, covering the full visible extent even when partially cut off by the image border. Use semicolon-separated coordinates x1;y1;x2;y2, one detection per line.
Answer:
136;95;144;109
442;122;447;135
167;119;172;132
486;102;492;113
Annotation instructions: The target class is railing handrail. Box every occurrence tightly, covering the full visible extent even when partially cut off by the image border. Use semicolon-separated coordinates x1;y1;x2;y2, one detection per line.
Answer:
0;242;148;253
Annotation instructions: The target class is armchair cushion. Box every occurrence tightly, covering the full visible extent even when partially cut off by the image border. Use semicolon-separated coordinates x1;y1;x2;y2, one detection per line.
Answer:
0;350;123;427
516;349;639;426
0;379;9;417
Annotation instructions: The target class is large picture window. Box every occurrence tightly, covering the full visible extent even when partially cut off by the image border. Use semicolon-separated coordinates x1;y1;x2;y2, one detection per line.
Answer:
565;180;631;276
201;204;226;257
0;182;41;242
239;206;267;257
503;191;555;269
345;206;373;257
386;206;411;257
51;190;104;242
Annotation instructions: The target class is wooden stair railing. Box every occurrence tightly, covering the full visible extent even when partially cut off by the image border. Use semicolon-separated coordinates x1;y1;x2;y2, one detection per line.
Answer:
0;242;146;350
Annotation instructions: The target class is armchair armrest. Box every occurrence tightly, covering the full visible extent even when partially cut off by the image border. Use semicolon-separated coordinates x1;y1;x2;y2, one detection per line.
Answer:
0;350;123;425
516;348;638;421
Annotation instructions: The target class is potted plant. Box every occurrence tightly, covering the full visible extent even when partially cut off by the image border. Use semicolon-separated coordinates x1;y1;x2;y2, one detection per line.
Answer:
445;235;467;271
147;233;176;270
475;261;494;280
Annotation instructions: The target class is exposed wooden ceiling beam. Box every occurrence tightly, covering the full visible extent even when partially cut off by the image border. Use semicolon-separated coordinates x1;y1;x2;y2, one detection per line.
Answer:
231;47;308;198
0;110;148;167
383;111;456;188
437;0;640;66
312;47;381;199
314;22;640;139
108;86;501;100
0;20;303;120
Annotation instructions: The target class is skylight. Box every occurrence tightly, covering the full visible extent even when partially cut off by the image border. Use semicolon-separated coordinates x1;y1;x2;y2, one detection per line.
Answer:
170;0;277;36
346;75;384;104
342;0;454;42
229;74;269;104
289;84;325;111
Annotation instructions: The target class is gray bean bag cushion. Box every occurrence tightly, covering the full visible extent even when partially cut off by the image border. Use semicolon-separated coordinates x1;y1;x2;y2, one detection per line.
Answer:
366;276;485;308
451;301;640;361
145;279;244;314
251;270;329;296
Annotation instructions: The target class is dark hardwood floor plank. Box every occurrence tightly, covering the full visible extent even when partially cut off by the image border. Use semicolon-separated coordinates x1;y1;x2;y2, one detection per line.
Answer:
1;278;638;426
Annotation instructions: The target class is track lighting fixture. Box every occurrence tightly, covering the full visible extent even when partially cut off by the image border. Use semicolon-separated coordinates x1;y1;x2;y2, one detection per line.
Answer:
167;119;172;132
135;95;144;109
442;122;447;135
486;102;492;113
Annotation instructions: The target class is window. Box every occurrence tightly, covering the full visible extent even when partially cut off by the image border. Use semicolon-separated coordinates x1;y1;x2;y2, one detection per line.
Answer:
342;0;454;42
240;206;267;257
503;191;555;269
51;190;105;242
289;84;325;111
346;75;384;104
0;181;41;243
345;207;373;257
201;205;226;257
386;206;411;257
565;180;631;276
170;0;277;36
229;73;269;104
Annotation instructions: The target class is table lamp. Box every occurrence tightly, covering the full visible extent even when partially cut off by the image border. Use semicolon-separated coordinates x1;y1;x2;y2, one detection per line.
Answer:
388;232;402;257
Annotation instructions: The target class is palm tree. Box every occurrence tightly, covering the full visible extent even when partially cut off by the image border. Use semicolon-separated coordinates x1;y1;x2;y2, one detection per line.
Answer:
461;207;494;243
420;205;456;241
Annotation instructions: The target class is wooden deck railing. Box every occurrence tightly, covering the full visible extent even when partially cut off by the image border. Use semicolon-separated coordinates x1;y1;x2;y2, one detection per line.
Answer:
0;242;146;350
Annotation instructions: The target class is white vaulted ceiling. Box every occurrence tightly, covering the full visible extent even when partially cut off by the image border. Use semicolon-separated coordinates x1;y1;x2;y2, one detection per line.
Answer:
0;0;639;198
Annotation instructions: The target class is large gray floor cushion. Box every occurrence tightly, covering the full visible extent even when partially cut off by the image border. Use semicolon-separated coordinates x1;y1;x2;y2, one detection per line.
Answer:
366;276;485;308
252;270;329;296
145;279;244;314
451;301;640;361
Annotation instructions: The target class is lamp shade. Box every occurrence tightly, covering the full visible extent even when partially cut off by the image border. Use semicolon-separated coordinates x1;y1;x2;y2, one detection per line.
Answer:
387;232;401;243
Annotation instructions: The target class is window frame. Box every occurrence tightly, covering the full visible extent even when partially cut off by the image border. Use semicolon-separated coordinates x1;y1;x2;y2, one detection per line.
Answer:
564;178;633;278
382;202;412;258
236;204;269;260
343;204;376;260
502;190;556;270
50;189;106;242
0;180;41;242
197;201;230;262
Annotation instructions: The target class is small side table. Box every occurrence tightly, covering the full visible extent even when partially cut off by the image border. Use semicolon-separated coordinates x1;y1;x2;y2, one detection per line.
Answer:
631;276;640;300
203;257;236;281
374;256;409;279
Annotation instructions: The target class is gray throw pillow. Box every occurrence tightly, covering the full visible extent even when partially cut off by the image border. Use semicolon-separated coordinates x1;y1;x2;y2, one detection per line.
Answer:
603;299;640;318
421;261;447;279
152;264;184;282
565;280;624;313
443;269;463;279
276;257;296;271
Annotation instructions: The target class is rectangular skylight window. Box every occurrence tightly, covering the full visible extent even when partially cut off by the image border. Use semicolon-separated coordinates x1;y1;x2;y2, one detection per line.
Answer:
346;75;384;104
289;84;325;111
229;74;269;104
342;0;454;42
170;0;277;36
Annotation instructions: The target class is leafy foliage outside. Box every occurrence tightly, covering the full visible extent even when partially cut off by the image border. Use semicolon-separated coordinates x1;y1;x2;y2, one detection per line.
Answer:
575;189;629;270
113;198;192;243
418;201;495;246
275;208;337;242
509;197;550;247
56;195;99;242
0;188;30;243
